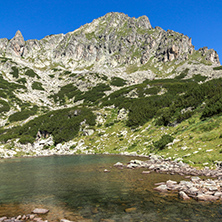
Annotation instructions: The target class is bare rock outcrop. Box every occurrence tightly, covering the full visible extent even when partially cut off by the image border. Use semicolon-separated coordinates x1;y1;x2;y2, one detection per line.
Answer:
6;30;25;57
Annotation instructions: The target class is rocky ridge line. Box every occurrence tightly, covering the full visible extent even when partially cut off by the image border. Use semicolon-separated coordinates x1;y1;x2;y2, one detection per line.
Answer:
0;12;220;70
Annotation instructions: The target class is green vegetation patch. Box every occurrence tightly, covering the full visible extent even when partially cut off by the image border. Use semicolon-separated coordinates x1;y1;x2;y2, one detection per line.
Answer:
17;78;27;84
175;68;189;80
154;135;174;150
8;106;38;122
0;107;96;144
49;83;82;105
0;100;10;113
110;77;127;87
75;84;111;103
10;66;19;78
0;75;25;106
32;82;44;90
100;75;222;128
213;66;222;70
25;69;40;79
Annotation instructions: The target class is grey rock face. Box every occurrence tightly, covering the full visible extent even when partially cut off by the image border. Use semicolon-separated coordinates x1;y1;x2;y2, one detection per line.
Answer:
6;30;25;56
0;12;219;69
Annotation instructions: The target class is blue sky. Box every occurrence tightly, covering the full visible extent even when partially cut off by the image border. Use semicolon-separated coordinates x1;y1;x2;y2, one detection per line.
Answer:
1;0;221;62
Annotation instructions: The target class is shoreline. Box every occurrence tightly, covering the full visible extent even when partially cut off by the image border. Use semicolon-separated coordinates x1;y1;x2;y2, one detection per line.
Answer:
113;155;222;202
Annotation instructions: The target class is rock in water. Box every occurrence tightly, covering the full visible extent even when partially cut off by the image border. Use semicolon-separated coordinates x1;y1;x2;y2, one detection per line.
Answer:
32;208;49;214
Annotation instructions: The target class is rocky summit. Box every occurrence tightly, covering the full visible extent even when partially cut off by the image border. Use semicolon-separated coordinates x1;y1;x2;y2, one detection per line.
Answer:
0;12;222;165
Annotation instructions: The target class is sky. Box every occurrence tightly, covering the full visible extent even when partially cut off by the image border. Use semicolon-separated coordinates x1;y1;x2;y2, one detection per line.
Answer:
0;0;221;62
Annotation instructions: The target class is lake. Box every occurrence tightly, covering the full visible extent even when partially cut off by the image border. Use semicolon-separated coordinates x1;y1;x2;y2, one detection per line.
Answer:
0;155;222;221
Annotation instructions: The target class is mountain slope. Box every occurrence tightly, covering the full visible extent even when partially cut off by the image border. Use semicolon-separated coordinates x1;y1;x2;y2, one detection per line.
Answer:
0;12;222;166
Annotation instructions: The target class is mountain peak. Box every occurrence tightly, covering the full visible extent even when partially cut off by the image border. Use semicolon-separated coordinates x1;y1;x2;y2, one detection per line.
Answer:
6;30;25;56
14;30;24;39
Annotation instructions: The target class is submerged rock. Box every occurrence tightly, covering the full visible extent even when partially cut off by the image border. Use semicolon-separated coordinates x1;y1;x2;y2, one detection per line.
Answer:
32;208;49;214
124;207;137;213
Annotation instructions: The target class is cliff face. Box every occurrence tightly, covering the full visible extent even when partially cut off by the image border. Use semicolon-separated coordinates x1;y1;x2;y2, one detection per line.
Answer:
0;12;220;68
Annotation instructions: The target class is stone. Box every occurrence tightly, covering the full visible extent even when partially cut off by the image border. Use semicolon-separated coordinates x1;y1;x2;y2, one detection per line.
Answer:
154;184;168;192
166;180;177;187
100;219;115;222
117;108;128;121
29;214;35;220
0;217;7;221
16;215;22;220
76;219;93;222
104;169;110;173
32;208;49;214
196;194;219;201
214;191;222;197
179;191;190;200
114;162;124;167
142;171;151;174
60;220;73;222
124;207;137;213
190;176;201;183
34;218;43;221
21;215;26;220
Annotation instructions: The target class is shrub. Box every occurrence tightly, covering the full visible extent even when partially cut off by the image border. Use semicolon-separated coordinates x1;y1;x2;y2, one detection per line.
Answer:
50;83;82;104
201;94;222;119
69;73;77;77
10;107;96;145
154;135;174;150
105;122;114;127
175;68;189;80
75;84;111;103
32;82;44;90
0;90;7;99
192;74;207;82
213;66;222;70
10;66;19;78
19;135;35;144
17;78;27;84
0;133;18;143
8;108;37;122
0;100;10;113
25;69;40;78
110;77;127;87
63;71;71;75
